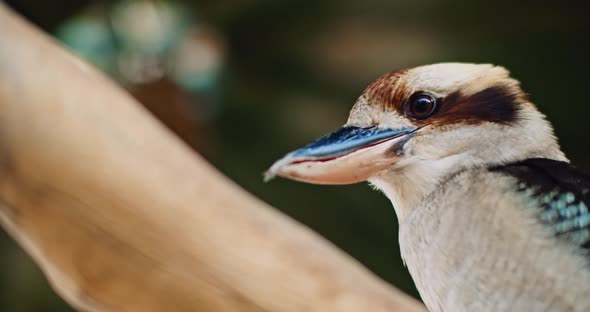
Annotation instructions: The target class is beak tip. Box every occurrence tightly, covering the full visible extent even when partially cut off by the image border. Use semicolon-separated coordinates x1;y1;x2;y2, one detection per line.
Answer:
263;170;276;183
264;155;292;182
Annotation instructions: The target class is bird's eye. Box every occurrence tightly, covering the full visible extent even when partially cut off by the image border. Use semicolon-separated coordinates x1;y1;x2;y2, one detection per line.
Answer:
407;93;438;119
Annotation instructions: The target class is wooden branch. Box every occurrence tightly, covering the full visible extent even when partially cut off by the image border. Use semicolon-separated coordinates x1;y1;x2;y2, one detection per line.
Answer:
0;4;424;312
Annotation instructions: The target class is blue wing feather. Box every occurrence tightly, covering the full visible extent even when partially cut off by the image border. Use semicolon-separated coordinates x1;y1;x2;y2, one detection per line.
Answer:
491;159;590;253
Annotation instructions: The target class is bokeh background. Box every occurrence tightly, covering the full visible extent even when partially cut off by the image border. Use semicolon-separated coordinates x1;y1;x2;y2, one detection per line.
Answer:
1;0;589;310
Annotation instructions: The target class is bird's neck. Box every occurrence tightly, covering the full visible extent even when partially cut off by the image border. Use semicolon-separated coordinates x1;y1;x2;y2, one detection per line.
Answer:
369;154;467;221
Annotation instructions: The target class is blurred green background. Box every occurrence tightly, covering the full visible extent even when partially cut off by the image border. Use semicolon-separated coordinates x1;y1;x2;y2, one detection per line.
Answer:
1;0;589;310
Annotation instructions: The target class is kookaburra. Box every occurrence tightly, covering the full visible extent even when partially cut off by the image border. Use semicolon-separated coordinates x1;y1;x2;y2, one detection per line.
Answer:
266;63;590;311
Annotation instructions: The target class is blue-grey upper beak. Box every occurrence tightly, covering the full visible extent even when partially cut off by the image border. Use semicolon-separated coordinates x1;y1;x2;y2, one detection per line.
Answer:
265;125;417;184
290;126;417;160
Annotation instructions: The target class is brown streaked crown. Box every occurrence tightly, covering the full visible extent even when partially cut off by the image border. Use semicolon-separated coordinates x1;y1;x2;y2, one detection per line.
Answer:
362;69;410;112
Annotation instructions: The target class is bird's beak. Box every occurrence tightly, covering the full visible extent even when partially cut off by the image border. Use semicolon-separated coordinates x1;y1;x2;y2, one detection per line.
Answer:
265;126;417;184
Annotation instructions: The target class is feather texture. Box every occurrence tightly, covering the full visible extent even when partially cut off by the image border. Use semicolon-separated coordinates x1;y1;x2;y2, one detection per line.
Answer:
491;158;590;257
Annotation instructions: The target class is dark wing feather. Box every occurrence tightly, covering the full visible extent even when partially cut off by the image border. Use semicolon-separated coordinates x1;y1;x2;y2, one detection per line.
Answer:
490;158;590;252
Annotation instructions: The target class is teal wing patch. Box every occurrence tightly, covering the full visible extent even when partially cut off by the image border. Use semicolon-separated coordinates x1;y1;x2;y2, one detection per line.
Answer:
491;158;590;253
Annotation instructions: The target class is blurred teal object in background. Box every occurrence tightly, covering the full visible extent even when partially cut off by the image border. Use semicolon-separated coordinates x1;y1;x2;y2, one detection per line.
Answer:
55;0;224;97
170;27;224;94
56;16;117;74
110;0;190;55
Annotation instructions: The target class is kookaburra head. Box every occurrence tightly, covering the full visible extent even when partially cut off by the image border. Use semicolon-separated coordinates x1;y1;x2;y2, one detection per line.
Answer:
266;63;565;219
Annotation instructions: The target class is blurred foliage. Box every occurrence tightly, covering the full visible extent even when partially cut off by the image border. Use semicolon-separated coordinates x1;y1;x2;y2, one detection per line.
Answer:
1;0;589;311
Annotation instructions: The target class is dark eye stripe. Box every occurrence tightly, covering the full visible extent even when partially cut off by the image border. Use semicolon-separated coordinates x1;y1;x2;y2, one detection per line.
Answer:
438;86;522;124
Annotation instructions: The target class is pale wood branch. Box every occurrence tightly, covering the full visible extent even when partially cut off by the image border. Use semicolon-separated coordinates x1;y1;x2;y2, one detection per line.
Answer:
0;4;424;312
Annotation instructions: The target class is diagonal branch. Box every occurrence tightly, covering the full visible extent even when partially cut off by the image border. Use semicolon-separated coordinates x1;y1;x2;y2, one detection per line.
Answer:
0;4;424;312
